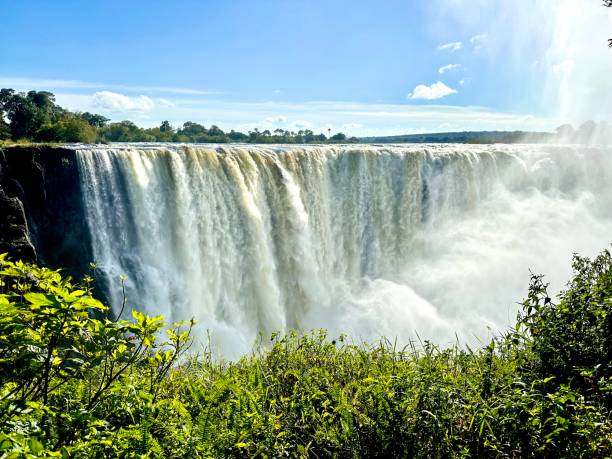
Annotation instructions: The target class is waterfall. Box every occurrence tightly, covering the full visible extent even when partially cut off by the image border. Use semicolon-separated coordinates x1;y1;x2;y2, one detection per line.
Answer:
76;144;612;357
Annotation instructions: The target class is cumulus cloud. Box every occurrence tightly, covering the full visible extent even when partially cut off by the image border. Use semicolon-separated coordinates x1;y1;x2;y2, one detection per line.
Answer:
92;91;155;112
459;77;471;86
469;33;488;50
408;82;457;100
437;41;463;52
438;64;462;74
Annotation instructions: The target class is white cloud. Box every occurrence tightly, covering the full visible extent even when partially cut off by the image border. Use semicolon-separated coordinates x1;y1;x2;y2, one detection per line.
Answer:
408;81;457;100
92;91;155;112
459;77;471;86
469;34;488;49
438;64;462;74
437;41;463;52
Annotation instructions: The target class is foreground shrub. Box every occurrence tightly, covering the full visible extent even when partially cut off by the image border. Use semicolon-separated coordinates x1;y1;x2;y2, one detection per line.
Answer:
518;250;612;408
0;250;611;457
0;255;193;457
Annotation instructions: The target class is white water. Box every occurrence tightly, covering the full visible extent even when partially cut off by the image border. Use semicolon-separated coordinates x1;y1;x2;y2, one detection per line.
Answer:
76;144;612;358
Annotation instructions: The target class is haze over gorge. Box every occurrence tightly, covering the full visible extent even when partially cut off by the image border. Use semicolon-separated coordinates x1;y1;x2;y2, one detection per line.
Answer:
59;142;608;357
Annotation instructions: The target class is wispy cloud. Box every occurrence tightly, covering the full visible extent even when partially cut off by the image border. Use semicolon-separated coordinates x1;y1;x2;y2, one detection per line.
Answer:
92;91;155;112
408;82;457;100
469;34;488;50
437;41;463;52
157;98;175;108
0;76;222;96
438;64;462;74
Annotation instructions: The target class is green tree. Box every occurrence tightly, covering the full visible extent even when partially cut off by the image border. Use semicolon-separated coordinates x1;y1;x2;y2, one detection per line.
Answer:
228;129;248;142
78;111;109;128
100;120;152;142
178;121;207;139
56;116;97;143
0;89;65;140
208;124;224;137
144;126;174;142
160;120;172;133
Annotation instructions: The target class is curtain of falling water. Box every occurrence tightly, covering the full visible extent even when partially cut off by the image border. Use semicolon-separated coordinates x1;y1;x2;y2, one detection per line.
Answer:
76;144;612;357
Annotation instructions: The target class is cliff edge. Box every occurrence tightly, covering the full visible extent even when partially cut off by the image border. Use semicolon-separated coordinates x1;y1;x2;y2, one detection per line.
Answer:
0;145;93;278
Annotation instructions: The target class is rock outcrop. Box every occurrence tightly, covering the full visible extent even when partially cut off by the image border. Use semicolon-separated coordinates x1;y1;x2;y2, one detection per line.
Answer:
0;146;94;279
0;148;36;260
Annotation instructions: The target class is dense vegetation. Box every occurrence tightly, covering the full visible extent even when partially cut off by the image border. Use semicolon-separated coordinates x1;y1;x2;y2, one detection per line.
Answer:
0;88;356;145
1;249;611;458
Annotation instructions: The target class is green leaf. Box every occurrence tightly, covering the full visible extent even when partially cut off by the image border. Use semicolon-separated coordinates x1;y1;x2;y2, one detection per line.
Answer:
24;293;56;307
27;437;44;455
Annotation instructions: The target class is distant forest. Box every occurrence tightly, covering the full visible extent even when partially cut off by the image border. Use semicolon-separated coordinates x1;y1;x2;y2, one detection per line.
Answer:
362;121;611;144
362;131;555;144
0;89;357;144
1;88;607;145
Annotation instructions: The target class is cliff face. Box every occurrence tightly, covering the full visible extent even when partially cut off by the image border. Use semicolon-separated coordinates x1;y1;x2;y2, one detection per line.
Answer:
0;146;93;278
0;149;35;260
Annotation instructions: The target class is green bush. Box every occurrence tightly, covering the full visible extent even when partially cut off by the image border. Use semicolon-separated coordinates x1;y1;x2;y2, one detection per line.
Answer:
0;255;193;457
518;250;612;407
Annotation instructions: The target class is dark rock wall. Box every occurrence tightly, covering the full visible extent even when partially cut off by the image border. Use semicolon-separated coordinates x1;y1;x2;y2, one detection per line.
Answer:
0;149;36;260
0;146;94;279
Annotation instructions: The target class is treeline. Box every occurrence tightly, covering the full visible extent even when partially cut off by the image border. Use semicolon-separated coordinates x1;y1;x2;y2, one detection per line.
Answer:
363;130;555;144
0;88;357;144
362;121;612;145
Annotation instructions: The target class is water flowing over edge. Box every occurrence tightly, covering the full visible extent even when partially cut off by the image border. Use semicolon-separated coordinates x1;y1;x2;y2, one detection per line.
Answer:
75;143;612;358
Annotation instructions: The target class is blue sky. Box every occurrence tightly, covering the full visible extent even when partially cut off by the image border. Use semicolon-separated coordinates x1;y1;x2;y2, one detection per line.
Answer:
1;0;611;136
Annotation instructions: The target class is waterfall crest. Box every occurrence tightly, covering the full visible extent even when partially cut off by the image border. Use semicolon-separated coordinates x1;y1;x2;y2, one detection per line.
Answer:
76;144;612;357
